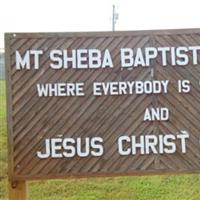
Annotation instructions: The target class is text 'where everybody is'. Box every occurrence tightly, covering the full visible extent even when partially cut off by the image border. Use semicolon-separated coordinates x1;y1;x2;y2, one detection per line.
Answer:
36;80;191;97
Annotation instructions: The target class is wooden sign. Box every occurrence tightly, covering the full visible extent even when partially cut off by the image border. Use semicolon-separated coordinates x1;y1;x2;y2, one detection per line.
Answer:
5;29;200;182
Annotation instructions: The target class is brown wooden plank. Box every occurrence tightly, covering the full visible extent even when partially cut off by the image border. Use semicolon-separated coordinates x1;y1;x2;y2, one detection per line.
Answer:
5;29;200;181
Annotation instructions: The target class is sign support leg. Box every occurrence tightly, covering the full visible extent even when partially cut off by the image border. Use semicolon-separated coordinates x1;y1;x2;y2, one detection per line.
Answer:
9;180;27;200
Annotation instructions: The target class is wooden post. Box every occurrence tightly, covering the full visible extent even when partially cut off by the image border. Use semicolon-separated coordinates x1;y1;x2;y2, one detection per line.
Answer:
9;181;27;200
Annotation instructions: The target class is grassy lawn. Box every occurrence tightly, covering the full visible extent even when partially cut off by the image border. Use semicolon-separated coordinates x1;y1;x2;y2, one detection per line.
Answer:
0;79;200;200
0;80;8;199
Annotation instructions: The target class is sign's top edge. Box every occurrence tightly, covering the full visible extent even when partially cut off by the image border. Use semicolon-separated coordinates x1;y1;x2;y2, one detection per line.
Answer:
4;28;200;39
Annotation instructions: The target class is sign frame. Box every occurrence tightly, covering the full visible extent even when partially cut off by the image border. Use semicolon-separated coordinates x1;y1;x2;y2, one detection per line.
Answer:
5;29;200;183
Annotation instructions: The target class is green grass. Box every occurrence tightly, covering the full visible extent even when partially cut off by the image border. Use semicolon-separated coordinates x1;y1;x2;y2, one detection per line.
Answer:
28;176;200;200
0;80;7;175
0;80;200;200
0;80;8;200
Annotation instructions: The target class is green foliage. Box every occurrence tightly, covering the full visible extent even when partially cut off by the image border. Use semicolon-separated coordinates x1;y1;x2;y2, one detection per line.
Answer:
0;80;7;178
28;176;200;200
0;80;8;199
0;80;200;200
